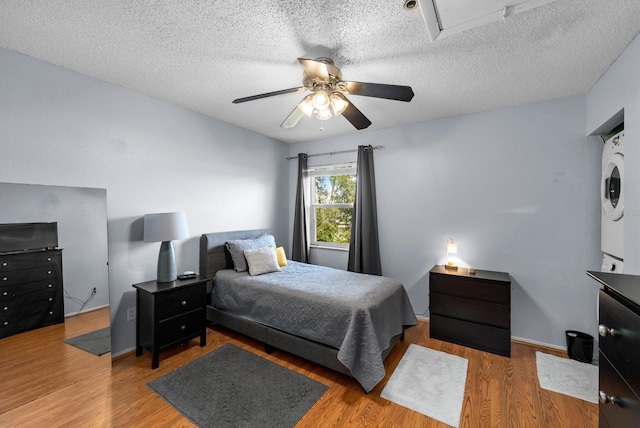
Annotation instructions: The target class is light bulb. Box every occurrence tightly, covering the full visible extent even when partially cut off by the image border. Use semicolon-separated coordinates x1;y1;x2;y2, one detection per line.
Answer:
312;90;330;110
330;92;349;115
316;108;332;120
298;94;314;117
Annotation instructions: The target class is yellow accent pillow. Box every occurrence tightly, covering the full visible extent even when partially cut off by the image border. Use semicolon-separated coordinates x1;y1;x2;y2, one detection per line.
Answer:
275;246;288;267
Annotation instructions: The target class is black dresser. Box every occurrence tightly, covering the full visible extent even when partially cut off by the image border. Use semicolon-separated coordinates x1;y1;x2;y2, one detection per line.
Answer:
0;223;64;339
587;271;640;427
429;265;511;357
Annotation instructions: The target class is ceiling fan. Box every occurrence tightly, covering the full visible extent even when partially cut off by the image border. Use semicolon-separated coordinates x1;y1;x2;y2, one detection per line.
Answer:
232;58;414;130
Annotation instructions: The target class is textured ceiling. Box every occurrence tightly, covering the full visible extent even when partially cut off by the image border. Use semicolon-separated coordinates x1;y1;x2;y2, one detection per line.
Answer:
1;0;639;144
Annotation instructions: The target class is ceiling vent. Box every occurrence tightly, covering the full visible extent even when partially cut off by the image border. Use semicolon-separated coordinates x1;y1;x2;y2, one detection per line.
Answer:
419;0;557;41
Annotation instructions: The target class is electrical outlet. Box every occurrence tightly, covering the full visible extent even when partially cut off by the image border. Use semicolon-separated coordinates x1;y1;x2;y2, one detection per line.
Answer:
92;287;97;294
127;307;136;321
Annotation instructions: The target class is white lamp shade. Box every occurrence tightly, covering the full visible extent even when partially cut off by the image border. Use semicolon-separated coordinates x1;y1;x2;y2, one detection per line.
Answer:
447;241;458;254
144;212;189;242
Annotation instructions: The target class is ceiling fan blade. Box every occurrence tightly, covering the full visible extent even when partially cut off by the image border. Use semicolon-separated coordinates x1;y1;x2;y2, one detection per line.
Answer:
233;87;306;104
343;81;414;102
341;98;372;130
281;105;306;129
298;58;341;80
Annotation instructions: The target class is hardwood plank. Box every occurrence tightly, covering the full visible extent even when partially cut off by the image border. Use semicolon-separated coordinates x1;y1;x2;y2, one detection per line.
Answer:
0;318;597;427
0;307;110;414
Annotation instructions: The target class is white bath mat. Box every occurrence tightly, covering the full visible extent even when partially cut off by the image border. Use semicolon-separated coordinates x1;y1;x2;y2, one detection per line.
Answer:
381;344;468;427
536;351;598;403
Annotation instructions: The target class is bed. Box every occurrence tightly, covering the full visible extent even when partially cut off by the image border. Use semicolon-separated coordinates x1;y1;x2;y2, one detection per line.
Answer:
199;229;418;392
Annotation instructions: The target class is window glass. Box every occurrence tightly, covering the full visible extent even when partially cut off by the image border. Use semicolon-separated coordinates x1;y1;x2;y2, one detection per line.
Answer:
310;164;356;247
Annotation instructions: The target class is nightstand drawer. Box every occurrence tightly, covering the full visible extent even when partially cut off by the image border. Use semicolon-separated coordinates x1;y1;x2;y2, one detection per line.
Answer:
599;351;640;427
430;313;510;357
430;274;509;304
430;293;509;329
599;290;640;393
158;309;204;347
156;282;205;320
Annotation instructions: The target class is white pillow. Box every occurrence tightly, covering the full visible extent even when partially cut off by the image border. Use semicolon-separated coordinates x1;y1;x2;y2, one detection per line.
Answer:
244;246;281;276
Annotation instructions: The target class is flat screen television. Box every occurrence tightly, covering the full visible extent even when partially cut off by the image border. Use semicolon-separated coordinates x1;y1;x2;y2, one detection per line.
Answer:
0;222;58;253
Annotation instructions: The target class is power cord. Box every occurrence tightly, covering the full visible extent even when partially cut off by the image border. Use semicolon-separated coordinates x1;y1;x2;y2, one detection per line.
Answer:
64;287;97;314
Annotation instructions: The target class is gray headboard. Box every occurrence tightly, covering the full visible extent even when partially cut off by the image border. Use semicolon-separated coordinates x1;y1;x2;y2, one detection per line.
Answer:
199;229;274;284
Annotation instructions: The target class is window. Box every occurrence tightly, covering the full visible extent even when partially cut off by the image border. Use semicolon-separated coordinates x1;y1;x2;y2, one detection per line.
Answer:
309;163;356;248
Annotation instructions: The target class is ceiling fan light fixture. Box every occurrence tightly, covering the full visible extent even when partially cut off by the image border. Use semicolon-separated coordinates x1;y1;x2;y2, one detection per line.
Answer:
312;89;331;110
330;92;349;115
298;94;314;116
316;108;332;121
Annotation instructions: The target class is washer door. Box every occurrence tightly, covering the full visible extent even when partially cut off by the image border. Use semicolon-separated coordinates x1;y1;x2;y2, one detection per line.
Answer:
601;153;624;221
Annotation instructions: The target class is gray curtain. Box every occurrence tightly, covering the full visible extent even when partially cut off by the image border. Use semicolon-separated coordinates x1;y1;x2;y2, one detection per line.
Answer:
348;145;382;275
292;153;309;263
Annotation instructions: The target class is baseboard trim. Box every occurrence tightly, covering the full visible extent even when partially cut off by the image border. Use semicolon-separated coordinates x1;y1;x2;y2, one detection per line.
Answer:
65;304;109;318
111;347;136;360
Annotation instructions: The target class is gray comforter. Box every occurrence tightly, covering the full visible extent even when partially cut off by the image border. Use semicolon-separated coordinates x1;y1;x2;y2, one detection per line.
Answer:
212;261;417;392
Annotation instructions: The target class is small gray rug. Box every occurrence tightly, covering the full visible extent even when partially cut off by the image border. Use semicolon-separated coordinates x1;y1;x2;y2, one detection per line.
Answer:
147;343;328;428
63;327;110;356
381;344;468;427
536;351;598;403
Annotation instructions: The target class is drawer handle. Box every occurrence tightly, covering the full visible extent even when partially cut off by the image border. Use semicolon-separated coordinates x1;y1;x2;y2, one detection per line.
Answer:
49;298;53;302
49;311;53;315
47;270;52;275
2;277;6;281
47;284;53;288
181;301;187;306
598;324;618;337
47;257;52;261
3;306;7;311
3;321;8;326
2;262;7;267
2;291;7;296
180;325;186;331
599;391;620;405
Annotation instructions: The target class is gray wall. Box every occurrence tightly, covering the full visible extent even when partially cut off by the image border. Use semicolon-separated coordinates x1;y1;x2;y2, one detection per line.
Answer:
587;34;640;273
0;48;289;356
289;96;602;349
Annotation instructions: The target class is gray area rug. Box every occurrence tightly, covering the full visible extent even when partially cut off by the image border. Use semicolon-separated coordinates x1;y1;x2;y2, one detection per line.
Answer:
63;327;110;356
147;343;328;428
381;344;468;427
536;351;598;403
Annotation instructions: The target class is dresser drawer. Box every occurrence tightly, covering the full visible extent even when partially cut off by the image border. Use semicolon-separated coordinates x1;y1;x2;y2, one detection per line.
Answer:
430;274;509;304
1;280;61;301
158;309;204;348
156;282;205;320
430;313;511;357
0;251;61;272
599;351;640;427
0;304;64;337
1;266;60;286
430;292;509;329
0;290;61;321
599;290;640;393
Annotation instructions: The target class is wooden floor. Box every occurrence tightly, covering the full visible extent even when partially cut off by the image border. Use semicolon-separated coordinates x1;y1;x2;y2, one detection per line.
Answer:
0;309;597;427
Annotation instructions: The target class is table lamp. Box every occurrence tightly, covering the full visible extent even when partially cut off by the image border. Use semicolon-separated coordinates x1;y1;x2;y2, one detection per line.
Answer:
144;212;189;282
445;238;458;270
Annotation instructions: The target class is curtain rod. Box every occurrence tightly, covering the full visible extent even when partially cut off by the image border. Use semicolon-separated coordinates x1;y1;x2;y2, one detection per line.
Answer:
286;145;385;160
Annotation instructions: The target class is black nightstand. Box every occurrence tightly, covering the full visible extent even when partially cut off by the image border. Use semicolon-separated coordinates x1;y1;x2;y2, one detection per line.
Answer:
133;276;209;369
429;265;511;357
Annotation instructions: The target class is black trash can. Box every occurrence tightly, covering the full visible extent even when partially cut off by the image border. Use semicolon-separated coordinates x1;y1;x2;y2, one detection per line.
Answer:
566;330;594;363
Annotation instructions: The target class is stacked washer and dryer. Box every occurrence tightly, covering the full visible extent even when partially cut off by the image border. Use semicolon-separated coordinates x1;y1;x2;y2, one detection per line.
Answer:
601;130;625;273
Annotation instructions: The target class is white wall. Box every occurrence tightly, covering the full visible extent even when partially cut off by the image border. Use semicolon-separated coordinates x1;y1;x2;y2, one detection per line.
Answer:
289;96;602;348
587;34;640;273
0;48;289;356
